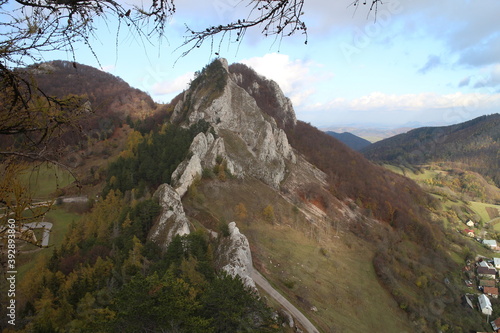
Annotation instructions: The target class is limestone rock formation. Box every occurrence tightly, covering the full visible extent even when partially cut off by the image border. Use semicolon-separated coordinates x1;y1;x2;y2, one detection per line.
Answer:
230;63;297;129
171;58;297;193
171;131;236;197
148;184;191;250
216;222;256;289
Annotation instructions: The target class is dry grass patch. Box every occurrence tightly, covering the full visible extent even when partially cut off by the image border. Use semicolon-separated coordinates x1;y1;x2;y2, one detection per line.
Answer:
188;177;412;333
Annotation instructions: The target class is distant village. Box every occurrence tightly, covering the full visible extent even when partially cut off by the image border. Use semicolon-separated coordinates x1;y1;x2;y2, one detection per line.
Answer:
460;219;500;332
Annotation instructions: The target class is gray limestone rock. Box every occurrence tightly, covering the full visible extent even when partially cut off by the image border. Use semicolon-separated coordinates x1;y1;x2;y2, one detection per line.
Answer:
148;184;191;250
182;58;296;189
216;222;256;290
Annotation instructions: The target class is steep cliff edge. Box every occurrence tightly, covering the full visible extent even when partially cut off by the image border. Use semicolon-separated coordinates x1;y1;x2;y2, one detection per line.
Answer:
150;58;339;253
215;222;255;289
148;183;191;250
171;58;296;194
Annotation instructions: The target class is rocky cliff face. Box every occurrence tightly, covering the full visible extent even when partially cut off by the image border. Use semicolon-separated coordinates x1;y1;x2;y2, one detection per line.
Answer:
229;63;297;130
215;222;256;289
148;183;191;250
150;58;329;258
171;58;296;195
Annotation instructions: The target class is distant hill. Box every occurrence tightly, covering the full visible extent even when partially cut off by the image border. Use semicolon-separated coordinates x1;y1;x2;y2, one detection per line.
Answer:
29;61;157;120
325;131;371;151
321;126;412;142
362;114;500;186
25;60;161;145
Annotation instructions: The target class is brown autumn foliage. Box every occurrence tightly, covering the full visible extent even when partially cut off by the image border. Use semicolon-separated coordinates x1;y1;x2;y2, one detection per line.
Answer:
289;121;439;243
229;63;439;244
25;61;158;145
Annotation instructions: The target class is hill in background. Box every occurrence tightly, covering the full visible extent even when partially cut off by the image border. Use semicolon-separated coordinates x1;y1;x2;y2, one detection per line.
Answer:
321;126;412;142
325;131;371;151
362;114;500;189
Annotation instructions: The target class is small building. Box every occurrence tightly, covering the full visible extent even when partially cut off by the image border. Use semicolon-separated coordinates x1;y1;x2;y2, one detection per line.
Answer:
479;294;493;315
494;258;500;269
491;317;500;332
478;267;497;279
484;239;498;249
464;229;475;237
480;280;496;288
484;287;499;298
479;261;492;269
466;220;475;227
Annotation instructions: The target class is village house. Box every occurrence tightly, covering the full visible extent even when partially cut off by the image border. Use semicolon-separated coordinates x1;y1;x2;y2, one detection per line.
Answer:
479;261;494;269
484;287;499;298
479;294;493;315
484;240;498;250
464;229;475;237
491;317;500;332
466;219;475;228
494;258;500;270
477;266;497;280
480;280;496;288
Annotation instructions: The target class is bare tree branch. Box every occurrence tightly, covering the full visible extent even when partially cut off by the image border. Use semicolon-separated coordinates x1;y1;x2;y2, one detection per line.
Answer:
179;0;308;57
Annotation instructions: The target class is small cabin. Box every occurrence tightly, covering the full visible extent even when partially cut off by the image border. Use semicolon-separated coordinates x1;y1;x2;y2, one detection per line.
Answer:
479;294;493;315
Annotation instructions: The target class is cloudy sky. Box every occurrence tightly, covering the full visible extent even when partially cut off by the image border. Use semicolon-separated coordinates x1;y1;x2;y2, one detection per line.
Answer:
35;0;500;129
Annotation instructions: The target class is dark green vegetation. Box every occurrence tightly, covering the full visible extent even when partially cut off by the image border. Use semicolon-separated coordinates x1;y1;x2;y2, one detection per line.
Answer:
325;131;372;151
10;192;277;332
103;119;210;196
363;114;500;188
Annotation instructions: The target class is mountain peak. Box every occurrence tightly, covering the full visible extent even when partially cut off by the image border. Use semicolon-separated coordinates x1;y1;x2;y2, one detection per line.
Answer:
228;62;297;129
168;59;296;194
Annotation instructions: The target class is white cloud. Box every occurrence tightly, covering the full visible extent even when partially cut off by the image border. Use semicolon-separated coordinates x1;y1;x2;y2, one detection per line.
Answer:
240;53;331;107
472;64;500;89
320;91;500;111
102;64;116;73
304;91;500;126
150;72;194;96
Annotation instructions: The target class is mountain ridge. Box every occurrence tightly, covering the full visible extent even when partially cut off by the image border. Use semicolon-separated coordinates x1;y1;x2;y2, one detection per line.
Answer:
362;113;500;187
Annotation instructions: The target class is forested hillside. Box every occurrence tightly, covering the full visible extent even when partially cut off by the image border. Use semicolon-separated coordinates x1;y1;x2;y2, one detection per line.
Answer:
325;131;371;151
363;114;500;187
5;90;277;331
25;61;162;146
13;191;276;332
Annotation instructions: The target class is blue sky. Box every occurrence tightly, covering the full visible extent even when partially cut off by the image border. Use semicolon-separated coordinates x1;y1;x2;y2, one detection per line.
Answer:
33;0;500;129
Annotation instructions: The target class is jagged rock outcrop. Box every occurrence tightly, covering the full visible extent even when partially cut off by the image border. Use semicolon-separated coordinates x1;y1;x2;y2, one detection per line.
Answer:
171;58;297;194
230;68;297;129
148;184;191;250
171;131;236;197
215;222;256;290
